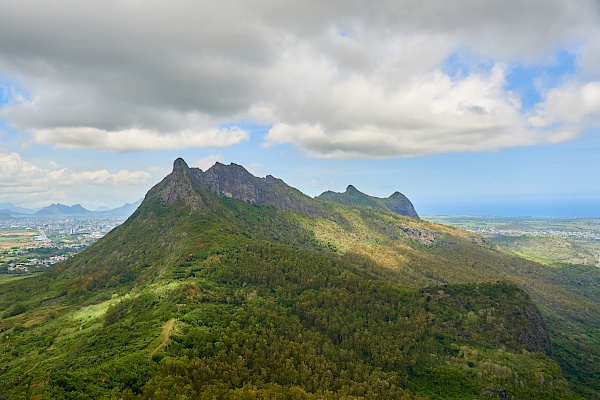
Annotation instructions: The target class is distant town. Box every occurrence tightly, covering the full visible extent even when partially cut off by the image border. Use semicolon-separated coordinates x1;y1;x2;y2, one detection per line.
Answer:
424;215;600;241
461;226;600;242
0;216;127;274
425;215;600;267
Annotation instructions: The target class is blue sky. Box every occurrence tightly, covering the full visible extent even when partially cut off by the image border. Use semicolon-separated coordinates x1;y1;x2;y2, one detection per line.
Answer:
1;1;599;216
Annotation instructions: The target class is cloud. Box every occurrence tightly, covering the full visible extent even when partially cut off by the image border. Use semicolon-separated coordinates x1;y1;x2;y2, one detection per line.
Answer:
0;152;150;186
0;0;599;157
0;152;151;207
263;65;561;158
32;127;249;152
309;178;337;189
528;80;600;142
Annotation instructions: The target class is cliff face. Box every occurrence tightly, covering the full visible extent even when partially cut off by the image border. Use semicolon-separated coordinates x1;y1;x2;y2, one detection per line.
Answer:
508;301;553;356
151;158;207;210
195;162;328;217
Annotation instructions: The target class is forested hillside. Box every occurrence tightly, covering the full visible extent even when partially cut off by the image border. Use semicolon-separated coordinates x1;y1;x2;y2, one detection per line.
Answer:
0;159;597;399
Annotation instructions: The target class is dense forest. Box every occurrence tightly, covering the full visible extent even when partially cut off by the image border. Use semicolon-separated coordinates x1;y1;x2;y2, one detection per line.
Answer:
0;161;598;399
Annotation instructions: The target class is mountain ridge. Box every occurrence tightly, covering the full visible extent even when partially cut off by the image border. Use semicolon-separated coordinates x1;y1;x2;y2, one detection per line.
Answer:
35;203;93;217
0;200;142;218
0;202;39;214
154;158;330;217
156;157;419;219
318;184;419;218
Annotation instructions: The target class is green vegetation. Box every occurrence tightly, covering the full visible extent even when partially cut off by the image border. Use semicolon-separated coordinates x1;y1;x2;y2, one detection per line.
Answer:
0;169;598;398
0;274;37;283
490;235;598;266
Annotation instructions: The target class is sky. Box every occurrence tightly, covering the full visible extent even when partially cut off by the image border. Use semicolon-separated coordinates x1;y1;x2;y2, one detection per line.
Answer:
1;0;599;216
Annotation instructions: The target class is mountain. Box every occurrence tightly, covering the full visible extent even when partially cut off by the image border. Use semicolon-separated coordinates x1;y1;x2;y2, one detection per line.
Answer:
34;203;94;216
4;201;143;218
319;184;419;218
0;202;38;214
100;199;142;217
0;158;598;399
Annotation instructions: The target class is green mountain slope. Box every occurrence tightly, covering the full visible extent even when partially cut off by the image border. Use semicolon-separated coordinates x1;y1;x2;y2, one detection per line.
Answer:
0;159;597;399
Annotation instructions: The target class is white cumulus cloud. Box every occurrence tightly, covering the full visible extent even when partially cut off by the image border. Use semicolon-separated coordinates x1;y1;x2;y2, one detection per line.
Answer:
0;152;151;207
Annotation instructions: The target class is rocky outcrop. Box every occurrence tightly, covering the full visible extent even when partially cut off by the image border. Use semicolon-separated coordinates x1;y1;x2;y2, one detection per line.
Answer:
152;158;206;210
381;191;419;218
401;226;440;244
152;159;327;217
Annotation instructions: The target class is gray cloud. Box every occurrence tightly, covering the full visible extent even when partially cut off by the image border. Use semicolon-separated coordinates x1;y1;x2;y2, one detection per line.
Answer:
0;0;599;156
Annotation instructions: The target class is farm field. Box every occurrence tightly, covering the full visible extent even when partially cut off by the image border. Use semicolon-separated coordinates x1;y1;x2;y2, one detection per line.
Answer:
0;230;38;249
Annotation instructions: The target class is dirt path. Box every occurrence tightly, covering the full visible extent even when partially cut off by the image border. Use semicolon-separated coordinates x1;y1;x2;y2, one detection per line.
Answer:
149;318;176;357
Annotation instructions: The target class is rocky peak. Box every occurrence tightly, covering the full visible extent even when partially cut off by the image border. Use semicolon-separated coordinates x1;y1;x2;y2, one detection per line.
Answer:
153;157;204;209
173;157;189;173
149;159;326;217
199;162;258;202
382;192;419;218
318;185;419;218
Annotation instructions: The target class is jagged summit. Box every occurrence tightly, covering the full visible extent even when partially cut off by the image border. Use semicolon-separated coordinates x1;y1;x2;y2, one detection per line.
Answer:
318;184;419;218
152;158;327;216
154;158;420;219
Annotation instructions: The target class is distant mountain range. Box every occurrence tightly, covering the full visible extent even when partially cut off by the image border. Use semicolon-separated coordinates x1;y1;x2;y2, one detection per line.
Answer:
0;200;142;218
0;202;39;215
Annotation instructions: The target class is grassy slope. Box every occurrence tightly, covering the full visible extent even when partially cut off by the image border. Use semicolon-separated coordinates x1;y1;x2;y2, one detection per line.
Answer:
0;196;595;398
